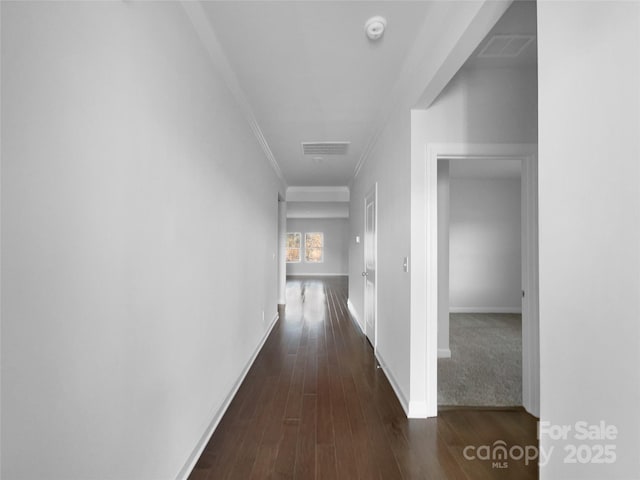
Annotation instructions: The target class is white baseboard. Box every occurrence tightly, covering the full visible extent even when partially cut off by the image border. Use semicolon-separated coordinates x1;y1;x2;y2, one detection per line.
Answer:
348;303;411;417
438;348;451;358
286;273;348;277
347;298;364;334
176;311;279;480
375;350;410;417
347;300;414;416
408;400;428;418
449;306;522;314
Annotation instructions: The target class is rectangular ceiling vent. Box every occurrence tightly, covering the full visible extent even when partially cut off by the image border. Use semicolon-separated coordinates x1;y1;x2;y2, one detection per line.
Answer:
478;34;534;58
302;142;350;156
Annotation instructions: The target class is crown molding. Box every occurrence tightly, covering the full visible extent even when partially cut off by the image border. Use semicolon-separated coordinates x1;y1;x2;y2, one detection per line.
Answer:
181;1;286;187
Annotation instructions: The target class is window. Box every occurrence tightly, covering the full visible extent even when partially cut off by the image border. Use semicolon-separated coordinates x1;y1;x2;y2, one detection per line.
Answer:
305;232;324;263
286;232;301;263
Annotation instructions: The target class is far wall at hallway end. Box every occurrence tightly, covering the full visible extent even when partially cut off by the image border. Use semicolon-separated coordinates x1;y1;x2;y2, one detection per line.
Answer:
286;217;349;276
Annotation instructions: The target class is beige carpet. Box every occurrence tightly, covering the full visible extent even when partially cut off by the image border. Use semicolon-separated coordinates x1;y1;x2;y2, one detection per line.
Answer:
438;313;522;406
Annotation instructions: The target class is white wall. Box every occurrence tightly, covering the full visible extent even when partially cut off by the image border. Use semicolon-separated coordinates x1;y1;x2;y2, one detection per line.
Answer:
449;176;521;312
1;3;283;480
349;2;518;416
286;218;349;276
537;2;640;478
415;65;538;145
349;107;413;405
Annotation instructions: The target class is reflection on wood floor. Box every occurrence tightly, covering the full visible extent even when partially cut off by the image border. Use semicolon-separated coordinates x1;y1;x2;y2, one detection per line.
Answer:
189;276;538;480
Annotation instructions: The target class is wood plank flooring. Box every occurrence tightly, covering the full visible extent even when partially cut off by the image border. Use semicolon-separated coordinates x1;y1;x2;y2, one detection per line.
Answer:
188;277;538;480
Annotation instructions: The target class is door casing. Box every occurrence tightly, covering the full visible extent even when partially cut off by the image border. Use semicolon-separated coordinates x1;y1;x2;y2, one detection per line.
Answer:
410;143;539;418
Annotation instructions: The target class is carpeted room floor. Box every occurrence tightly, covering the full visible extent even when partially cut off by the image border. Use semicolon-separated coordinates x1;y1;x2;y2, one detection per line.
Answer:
438;313;522;406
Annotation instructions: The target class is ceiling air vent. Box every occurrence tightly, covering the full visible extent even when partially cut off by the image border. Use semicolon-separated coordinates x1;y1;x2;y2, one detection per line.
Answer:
302;142;350;156
478;34;534;58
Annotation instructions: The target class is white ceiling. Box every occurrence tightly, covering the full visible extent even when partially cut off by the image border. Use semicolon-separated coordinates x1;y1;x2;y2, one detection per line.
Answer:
197;1;536;189
201;1;434;187
466;0;537;69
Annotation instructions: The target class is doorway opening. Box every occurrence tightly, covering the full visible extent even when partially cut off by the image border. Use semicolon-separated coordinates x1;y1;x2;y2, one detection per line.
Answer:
438;157;524;407
423;143;539;417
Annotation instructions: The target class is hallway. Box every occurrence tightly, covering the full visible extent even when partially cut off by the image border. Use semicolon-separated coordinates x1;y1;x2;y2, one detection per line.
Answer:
188;278;538;479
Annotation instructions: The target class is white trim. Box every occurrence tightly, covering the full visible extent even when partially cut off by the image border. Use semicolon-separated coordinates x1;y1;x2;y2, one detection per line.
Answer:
521;150;540;417
438;349;452;359
375;350;410;417
348;301;412;421
449;307;523;314
286;273;348;277
176;312;280;480
425;146;439;418
181;2;286;187
347;299;364;334
408;401;429;418
414;143;539;419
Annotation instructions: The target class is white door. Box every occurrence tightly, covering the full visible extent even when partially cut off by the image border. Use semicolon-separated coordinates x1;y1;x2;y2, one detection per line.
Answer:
363;186;377;348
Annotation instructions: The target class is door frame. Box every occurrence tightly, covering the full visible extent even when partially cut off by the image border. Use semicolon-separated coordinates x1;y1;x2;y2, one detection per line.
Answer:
363;183;378;352
412;143;539;418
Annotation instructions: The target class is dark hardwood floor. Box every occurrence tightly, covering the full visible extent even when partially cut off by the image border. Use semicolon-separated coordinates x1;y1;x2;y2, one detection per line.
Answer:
188;276;538;480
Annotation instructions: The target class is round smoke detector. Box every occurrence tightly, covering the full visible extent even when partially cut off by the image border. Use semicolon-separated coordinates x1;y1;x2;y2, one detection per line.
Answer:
364;16;387;41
